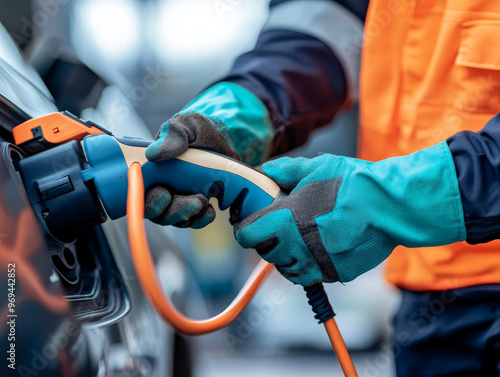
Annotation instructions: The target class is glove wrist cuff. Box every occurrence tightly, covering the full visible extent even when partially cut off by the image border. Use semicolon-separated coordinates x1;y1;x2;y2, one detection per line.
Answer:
182;82;274;165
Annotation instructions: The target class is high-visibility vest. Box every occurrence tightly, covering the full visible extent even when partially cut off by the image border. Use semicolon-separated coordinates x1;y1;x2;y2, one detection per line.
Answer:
359;0;500;291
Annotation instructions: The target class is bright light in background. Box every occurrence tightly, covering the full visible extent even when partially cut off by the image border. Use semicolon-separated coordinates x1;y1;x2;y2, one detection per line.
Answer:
155;0;268;63
71;0;141;64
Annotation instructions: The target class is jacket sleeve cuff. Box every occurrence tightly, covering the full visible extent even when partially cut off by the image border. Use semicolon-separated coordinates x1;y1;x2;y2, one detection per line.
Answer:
447;112;500;244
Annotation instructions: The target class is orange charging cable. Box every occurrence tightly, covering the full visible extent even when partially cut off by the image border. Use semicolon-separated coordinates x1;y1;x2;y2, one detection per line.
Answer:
126;162;357;375
324;318;358;377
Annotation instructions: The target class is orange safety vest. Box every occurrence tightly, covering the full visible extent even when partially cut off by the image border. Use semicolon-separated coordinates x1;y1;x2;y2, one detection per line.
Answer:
359;0;500;291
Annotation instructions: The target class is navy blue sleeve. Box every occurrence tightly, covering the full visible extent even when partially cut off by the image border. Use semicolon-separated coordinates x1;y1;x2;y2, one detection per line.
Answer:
218;0;369;156
447;113;500;244
220;30;348;156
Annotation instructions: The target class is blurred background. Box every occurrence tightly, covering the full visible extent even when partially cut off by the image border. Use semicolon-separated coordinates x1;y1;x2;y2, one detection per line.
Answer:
0;0;400;375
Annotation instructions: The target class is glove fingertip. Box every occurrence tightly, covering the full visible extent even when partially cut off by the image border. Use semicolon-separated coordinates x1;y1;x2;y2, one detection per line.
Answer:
145;139;163;161
147;119;190;161
146;139;187;161
191;206;216;229
235;224;258;249
262;157;306;188
144;190;172;219
261;157;291;175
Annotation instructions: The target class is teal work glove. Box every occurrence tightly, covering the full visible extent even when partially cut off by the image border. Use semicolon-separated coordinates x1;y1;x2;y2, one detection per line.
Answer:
235;142;467;286
144;82;274;228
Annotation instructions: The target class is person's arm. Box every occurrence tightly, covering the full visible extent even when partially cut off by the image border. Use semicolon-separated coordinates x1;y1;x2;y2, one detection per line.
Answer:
220;0;368;156
234;112;500;286
235;140;467;286
145;0;368;228
447;112;500;244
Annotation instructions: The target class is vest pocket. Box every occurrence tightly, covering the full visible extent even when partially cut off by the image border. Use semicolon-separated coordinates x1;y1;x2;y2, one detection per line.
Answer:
456;20;500;70
454;20;500;116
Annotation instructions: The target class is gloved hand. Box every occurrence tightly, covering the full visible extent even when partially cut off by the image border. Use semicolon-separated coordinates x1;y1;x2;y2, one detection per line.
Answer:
235;142;466;286
144;82;273;228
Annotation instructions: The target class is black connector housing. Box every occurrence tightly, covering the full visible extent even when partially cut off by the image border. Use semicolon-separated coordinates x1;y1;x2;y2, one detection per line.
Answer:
17;140;106;241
